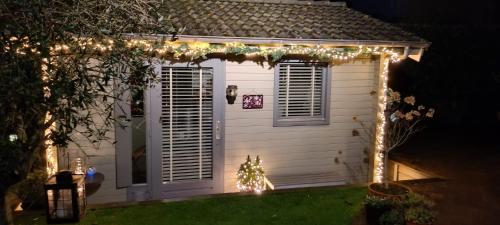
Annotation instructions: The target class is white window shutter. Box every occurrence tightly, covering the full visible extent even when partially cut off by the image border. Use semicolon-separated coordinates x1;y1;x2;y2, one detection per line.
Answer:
160;67;214;183
278;64;325;118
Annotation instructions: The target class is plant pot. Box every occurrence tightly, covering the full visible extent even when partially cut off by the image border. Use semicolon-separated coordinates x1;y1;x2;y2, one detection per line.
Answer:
368;182;411;200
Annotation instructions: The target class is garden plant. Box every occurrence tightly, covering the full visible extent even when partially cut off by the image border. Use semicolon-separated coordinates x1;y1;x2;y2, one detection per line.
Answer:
0;1;177;224
356;89;435;196
364;192;437;225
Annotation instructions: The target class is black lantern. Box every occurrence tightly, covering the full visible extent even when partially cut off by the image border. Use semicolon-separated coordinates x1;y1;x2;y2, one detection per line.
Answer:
226;85;238;104
44;171;86;223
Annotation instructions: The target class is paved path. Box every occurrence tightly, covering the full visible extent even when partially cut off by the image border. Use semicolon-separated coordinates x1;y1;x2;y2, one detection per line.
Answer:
392;126;500;225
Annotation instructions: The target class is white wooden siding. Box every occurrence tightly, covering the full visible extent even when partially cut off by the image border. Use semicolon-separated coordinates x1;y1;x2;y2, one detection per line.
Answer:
63;59;379;202
389;160;434;181
223;60;378;192
63;109;127;204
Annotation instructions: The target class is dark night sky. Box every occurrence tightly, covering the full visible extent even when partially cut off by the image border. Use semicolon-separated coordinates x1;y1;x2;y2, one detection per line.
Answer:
345;0;500;128
346;0;500;25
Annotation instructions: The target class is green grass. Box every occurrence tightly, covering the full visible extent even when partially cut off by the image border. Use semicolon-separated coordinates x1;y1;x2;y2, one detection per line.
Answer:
15;186;366;225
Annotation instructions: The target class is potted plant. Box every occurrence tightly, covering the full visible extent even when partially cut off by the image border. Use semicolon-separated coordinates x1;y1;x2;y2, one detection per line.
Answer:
405;206;437;225
403;193;435;208
364;195;398;225
357;89;435;199
403;193;437;225
368;182;411;200
379;208;405;225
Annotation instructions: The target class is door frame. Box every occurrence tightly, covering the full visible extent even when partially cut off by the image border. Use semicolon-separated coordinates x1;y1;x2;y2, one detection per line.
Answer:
147;59;225;199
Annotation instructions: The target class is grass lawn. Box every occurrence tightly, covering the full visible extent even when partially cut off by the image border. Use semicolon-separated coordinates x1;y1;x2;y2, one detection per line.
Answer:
15;186;366;225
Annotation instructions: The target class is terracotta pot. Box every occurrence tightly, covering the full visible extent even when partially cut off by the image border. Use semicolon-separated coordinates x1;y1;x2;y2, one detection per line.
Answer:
368;182;411;200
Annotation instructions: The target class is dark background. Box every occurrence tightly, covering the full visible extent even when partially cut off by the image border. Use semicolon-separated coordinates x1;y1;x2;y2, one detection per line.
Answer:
345;0;500;129
341;3;500;224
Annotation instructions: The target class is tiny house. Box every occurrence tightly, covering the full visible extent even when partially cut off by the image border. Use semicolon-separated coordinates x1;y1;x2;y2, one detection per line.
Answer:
62;0;428;204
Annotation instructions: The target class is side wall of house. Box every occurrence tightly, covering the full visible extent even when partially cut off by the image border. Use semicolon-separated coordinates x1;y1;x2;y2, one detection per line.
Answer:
62;58;379;203
62;110;127;204
223;60;378;192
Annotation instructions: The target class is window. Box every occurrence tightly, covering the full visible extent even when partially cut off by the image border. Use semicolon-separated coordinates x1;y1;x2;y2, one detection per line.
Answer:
130;67;147;184
274;63;331;126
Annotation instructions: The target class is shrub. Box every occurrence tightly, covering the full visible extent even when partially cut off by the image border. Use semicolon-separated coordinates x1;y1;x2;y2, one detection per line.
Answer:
364;195;396;209
379;209;405;225
12;170;47;210
365;192;438;225
405;206;437;224
364;195;399;225
405;192;435;208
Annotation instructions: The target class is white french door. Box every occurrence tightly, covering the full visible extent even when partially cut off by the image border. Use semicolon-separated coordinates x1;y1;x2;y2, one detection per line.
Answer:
148;60;224;199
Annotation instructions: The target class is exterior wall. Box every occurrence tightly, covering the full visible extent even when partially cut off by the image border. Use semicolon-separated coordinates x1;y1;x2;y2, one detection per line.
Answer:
388;160;434;181
223;60;378;192
62;114;127;204
63;58;379;202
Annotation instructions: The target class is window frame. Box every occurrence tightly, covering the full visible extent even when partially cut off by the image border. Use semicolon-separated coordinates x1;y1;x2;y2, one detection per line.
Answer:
273;62;332;127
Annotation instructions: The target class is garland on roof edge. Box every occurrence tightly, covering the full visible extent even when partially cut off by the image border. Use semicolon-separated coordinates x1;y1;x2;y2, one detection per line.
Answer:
8;36;402;62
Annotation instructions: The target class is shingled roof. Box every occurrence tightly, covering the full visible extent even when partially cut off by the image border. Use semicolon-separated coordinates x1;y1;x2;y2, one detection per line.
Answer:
163;0;428;47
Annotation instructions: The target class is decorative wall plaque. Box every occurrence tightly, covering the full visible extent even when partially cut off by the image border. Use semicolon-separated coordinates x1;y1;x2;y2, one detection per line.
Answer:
242;95;263;109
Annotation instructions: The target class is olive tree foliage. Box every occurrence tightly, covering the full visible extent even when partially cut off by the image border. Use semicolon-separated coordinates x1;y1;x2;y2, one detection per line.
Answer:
0;0;177;223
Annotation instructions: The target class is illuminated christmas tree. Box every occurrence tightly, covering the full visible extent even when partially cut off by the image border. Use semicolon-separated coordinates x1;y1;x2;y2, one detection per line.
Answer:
236;155;265;193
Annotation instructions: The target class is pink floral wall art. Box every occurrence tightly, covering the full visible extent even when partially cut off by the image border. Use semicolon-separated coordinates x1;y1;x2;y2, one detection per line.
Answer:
242;95;263;109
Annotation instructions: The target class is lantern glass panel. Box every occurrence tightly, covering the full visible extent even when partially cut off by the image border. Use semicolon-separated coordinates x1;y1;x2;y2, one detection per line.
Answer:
45;174;86;223
77;177;86;218
49;189;73;219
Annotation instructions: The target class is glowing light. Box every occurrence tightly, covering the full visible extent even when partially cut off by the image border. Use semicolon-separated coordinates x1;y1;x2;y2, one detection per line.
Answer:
236;155;266;194
6;36;402;63
41;57;58;176
45;115;58;176
8;134;18;142
190;42;210;49
373;57;390;183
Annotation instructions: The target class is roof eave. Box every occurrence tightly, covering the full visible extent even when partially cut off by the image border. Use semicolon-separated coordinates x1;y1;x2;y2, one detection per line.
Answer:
124;34;431;49
178;35;431;49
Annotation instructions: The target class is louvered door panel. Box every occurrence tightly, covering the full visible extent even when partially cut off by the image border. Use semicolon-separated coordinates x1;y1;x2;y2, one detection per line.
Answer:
161;67;213;183
278;64;324;118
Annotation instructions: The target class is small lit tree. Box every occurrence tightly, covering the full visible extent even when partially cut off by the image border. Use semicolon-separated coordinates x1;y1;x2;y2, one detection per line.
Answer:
236;155;265;194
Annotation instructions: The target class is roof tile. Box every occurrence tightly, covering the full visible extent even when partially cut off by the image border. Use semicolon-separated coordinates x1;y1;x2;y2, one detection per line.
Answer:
163;0;426;43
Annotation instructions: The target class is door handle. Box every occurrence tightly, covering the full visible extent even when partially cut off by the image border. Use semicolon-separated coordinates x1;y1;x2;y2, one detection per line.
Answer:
116;115;130;128
215;120;221;140
117;115;131;122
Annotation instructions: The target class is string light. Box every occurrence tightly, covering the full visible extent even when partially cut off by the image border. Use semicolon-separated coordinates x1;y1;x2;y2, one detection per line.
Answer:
237;155;265;194
41;57;58;176
44;114;58;176
373;57;390;183
5;37;402;63
4;36;402;177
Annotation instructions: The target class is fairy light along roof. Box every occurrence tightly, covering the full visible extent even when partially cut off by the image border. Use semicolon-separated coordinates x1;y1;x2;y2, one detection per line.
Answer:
161;0;430;48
